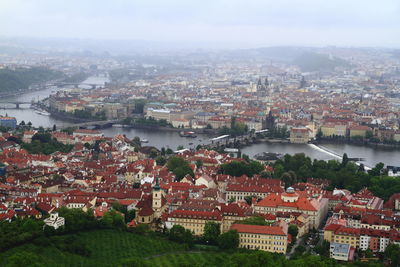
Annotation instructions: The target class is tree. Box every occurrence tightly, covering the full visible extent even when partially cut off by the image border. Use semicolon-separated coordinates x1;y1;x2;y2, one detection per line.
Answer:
341;153;349;167
240;216;270;226
19;120;25;126
203;222;221;245
156;156;167;166
316;129;323;140
4;252;44;267
196;159;203;168
368;162;384;176
176;145;184;150
52;124;57;131
149;149;158;159
260;170;272;178
167;157;194;181
160;147;166;156
220;160;264;177
384;244;400;267
244;195;255;205
27;121;32;127
217;230;239;250
288;225;299;243
168;225;193;246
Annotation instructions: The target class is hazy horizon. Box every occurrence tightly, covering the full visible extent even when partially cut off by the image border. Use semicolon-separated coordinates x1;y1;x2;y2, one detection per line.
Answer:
1;0;400;49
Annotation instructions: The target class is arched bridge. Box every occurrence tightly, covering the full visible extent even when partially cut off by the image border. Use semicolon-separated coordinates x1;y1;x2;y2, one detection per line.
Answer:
51;82;103;89
0;101;32;109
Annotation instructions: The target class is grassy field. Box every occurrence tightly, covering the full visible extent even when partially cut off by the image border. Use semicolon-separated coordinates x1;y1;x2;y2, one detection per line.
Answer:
0;229;187;267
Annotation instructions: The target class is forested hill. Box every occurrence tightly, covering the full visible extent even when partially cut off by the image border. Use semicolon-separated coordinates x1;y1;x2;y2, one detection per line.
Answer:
293;52;350;72
0;67;64;93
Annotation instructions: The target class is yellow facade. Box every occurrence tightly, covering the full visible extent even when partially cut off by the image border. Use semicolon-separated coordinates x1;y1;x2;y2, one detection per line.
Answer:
238;232;287;254
168;217;221;236
333;234;359;248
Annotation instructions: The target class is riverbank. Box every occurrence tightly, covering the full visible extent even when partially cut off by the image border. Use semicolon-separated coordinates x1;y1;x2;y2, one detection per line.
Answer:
316;139;400;150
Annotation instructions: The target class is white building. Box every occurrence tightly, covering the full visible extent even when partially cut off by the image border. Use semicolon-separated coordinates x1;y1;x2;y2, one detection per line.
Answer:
44;212;65;230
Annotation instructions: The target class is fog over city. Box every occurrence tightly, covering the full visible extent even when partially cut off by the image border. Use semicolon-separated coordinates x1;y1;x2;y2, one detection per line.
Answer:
1;0;400;49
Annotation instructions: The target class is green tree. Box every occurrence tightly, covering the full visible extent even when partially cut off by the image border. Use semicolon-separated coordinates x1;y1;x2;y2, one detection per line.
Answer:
156;156;167;166
239;216;270;226
288;225;299;243
167;157;194;181
196;159;203;168
384;244;400;267
5;252;44;267
342;153;349;167
217;230;239;250
203;222;221;245
168;225;193;246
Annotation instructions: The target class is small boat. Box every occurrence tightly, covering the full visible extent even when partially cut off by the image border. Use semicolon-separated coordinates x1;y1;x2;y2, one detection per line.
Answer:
189;142;193;145
179;131;197;138
35;110;50;116
112;124;125;128
141;139;149;143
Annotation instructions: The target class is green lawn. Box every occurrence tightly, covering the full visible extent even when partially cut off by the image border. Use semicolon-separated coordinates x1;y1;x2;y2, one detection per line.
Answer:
0;229;186;267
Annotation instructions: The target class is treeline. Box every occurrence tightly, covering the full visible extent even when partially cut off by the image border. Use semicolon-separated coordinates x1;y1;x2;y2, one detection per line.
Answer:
62;72;89;83
0;206;129;253
273;153;400;200
0;67;64;93
122;117;172;127
20;132;74;155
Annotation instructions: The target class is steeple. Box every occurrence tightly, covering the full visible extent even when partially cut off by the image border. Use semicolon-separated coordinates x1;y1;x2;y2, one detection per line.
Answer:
153;177;160;191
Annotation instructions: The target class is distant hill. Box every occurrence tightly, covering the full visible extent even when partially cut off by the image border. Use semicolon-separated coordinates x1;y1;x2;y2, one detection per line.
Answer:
0;67;64;93
293;52;349;72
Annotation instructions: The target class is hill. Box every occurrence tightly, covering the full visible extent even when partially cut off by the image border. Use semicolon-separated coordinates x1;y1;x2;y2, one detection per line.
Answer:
0;229;383;267
0;229;185;267
0;67;64;93
293;52;349;72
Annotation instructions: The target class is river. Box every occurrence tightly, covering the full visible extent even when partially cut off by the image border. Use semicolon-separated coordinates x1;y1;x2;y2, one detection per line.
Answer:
0;76;399;167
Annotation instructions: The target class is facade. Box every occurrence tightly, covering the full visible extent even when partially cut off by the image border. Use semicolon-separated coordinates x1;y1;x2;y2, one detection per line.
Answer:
254;187;329;229
165;210;222;235
146;108;171;121
43;212;65;230
330;242;353;261
0;117;17;129
290;127;311;143
231;223;288;254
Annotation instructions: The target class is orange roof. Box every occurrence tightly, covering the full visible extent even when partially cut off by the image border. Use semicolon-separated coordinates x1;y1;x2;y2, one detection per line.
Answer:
231;223;286;236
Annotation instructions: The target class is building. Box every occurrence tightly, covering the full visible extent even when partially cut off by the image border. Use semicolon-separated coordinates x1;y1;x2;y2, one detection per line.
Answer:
254;187;329;229
146;108;171;121
0;117;17;129
330;242;354;261
290;127;311;143
43;212;65;230
72;129;103;137
231;223;288;254
349;125;371;138
165;209;222;235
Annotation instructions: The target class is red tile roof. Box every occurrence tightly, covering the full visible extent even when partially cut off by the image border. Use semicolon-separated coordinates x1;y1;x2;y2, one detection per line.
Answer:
231;223;286;236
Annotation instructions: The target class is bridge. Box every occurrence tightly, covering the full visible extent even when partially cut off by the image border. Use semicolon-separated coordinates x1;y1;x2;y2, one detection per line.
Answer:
51;82;103;89
62;120;120;129
205;129;269;150
0;101;32;109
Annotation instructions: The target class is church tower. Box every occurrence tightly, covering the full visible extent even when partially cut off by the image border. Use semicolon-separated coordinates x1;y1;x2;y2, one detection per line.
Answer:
152;177;162;213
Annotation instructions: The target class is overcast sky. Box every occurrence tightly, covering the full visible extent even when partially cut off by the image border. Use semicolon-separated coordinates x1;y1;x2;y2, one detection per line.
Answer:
1;0;400;48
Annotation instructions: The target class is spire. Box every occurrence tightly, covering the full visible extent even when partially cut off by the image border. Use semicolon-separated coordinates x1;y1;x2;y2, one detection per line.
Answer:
153;177;160;191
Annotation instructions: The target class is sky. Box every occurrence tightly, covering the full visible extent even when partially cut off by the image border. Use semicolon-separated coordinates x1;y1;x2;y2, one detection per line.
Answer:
1;0;400;48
